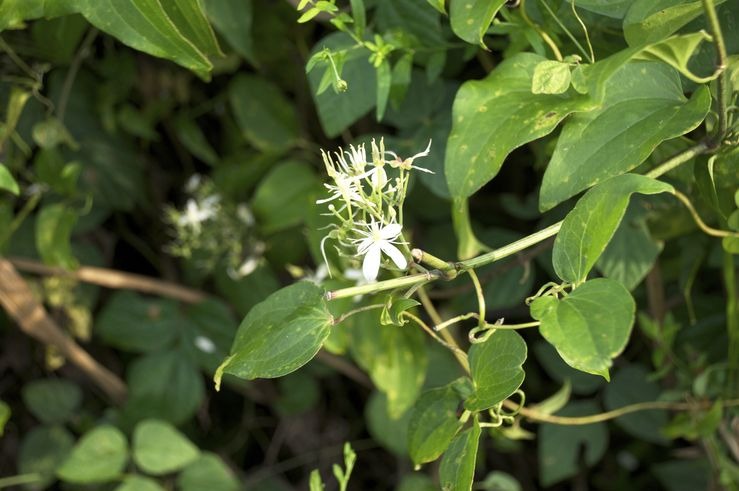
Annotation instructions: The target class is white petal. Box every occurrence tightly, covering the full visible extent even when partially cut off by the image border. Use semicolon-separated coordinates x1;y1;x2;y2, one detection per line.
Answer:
380;242;407;270
362;245;382;282
356;237;374;254
380;223;402;240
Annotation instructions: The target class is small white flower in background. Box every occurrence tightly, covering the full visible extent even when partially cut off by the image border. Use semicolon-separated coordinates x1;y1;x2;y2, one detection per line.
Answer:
387;140;434;173
179;199;216;230
194;335;216;354
353;219;407;282
185;174;202;193
316;174;367;206
237;204;255;226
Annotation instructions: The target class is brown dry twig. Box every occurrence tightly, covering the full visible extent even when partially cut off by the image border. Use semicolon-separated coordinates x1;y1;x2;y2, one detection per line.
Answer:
0;259;127;404
9;257;207;304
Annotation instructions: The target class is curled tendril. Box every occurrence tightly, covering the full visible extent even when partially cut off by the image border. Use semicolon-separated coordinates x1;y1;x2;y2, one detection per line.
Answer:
469;321;499;344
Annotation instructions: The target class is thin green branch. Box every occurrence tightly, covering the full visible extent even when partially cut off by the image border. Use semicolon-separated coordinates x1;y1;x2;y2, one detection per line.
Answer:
673;190;739;238
510;398;739;426
539;0;592;63
701;0;729;143
331;304;385;325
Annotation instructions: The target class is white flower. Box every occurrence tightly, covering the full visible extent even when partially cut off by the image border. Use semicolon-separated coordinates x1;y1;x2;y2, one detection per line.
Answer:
316;174;365;205
237;204;255;226
185;174;202;193
194;335;216;353
178;199;216;230
386;140;434;173
353;219;407;282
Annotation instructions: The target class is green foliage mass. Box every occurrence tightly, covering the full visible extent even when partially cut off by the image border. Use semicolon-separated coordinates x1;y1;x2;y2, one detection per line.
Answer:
0;0;738;490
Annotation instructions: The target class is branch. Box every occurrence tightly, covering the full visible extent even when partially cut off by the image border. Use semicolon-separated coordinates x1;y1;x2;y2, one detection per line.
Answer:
506;398;739;426
0;259;127;404
8;257;207;304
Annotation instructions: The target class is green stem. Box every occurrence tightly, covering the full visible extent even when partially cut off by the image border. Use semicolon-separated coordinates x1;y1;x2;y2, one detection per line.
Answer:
512;397;739;426
673;190;739;238
725;251;739;396
467;269;486;327
0;192;41;250
57;28;98;123
701;0;729;143
460;222;562;270
332;303;384;325
539;0;591;63
0;474;42;489
646;142;709;178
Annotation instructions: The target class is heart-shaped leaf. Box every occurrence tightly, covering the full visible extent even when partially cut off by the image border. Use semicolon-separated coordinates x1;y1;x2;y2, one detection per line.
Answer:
133;420;200;476
530;278;636;380
57;426;128;484
465;330;527;411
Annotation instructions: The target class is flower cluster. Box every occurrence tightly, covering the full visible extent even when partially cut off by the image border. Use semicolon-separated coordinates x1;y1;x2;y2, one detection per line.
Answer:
164;175;264;279
317;138;432;282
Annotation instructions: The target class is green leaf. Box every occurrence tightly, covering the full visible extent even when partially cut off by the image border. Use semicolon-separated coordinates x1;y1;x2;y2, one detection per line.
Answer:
604;364;668;444
540;62;709;211
308;34;376;137
376;60;392;121
596;202;663;290
19;425;75;488
173;116;219;165
0;163;19;195
115;476;166;491
426;0;446;14
573;0;635;19
531;60;572;95
465;330;527;411
439;418;481;491
449;0;506;48
408;381;465;465
445;52;592;199
623;0;724;47
96;292;180;353
177;453;240;491
22;379;82;424
380;298;420;326
133;419;200;475
215;282;332;387
538;401;608;487
365;392;412;457
552;174;674;284
251;161;320;234
350;311;428;418
204;0;255;63
531;278;636;379
125;350;205;425
0;400;8;435
57;425;128;484
229;74;299;153
0;0;75;31
160;0;223;58
70;0;217;79
35;203;78;269
533;341;605;394
637;31;714;83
